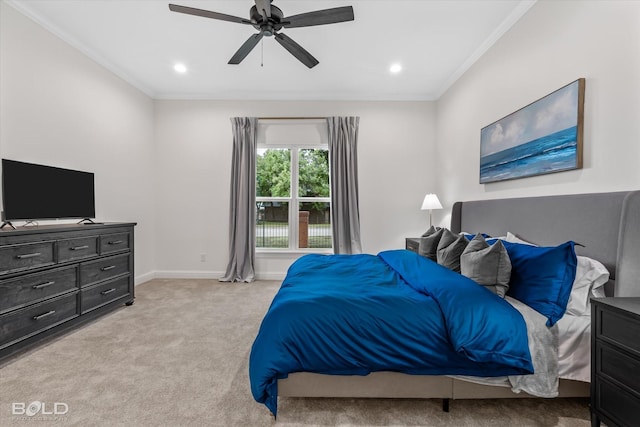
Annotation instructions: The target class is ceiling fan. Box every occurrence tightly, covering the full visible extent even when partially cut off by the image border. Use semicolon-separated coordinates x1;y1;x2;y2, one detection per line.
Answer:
168;1;354;68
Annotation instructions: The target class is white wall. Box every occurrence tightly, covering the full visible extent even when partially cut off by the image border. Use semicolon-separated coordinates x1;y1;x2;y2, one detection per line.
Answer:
1;1;436;281
7;0;636;281
435;0;640;226
154;101;436;279
0;3;156;282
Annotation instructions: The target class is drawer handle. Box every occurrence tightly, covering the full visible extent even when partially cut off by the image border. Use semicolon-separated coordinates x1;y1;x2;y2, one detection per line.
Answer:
70;245;89;251
108;240;124;245
101;288;116;295
33;310;56;320
32;281;55;289
101;265;116;271
16;252;41;259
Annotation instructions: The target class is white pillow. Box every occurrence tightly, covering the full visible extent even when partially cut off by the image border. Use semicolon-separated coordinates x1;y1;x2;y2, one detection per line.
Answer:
505;232;534;245
505;232;609;316
567;256;609;316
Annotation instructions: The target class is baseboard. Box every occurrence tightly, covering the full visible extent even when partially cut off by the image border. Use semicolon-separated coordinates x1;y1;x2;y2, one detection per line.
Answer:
136;270;285;282
135;271;156;286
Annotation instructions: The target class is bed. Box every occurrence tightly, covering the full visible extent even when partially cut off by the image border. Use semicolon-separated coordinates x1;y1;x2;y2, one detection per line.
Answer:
250;190;640;416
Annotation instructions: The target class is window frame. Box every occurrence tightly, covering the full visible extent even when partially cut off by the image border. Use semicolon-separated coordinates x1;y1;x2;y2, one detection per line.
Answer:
256;144;332;253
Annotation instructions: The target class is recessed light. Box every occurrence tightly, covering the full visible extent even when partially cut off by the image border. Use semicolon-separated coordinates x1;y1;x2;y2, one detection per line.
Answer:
174;63;187;74
390;63;402;74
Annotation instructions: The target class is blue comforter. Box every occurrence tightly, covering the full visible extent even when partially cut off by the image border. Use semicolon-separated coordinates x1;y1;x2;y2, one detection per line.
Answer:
249;250;533;415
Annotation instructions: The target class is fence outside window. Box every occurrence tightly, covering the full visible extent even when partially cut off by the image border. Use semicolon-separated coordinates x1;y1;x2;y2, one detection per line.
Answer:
256;202;331;249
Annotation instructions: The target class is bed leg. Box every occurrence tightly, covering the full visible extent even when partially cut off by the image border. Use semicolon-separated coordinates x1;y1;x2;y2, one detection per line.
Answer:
442;398;450;412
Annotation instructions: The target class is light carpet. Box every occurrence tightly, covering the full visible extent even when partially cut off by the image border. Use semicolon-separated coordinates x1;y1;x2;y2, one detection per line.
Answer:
0;279;592;426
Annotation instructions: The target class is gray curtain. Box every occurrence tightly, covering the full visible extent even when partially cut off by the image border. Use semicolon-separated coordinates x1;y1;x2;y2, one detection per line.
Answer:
221;117;257;282
327;116;362;254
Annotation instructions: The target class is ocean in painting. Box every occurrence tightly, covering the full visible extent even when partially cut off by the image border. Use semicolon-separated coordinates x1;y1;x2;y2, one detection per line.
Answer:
480;126;579;183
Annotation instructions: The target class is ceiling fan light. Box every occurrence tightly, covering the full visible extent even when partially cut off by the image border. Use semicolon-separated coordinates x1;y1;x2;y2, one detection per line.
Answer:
174;63;188;73
390;63;402;74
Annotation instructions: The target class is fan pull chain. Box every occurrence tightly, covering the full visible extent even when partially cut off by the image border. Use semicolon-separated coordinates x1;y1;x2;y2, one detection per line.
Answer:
261;38;264;67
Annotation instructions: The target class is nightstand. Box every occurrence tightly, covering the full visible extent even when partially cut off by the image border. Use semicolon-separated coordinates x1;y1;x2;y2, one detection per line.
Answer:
405;237;420;253
591;297;640;427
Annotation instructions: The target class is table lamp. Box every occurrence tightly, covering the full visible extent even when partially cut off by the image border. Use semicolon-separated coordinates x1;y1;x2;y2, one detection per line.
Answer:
421;193;443;227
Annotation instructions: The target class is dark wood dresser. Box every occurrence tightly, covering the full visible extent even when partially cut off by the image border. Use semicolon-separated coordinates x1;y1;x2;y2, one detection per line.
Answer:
0;222;135;361
591;297;640;427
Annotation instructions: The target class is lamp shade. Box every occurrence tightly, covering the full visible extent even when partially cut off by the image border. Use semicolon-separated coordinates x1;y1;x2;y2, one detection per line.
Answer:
421;193;443;210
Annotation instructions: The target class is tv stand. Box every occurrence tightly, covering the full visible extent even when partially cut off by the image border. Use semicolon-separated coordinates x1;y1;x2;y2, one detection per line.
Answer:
0;221;16;230
0;222;136;361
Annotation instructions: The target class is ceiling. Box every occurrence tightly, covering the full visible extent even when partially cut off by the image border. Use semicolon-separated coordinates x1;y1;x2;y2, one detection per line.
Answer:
6;0;536;101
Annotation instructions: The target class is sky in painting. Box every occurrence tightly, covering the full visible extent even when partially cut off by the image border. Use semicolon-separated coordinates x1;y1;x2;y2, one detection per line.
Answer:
480;80;580;157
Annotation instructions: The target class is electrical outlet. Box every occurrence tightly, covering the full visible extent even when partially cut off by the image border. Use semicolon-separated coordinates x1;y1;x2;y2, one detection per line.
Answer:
200;253;206;262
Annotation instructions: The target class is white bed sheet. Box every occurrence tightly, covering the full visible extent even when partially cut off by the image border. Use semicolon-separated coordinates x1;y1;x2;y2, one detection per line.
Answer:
557;313;591;383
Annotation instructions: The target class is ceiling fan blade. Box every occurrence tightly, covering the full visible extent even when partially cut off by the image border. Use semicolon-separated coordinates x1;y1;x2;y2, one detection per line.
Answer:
168;4;252;25
274;33;319;69
254;0;271;19
283;6;354;28
228;33;264;65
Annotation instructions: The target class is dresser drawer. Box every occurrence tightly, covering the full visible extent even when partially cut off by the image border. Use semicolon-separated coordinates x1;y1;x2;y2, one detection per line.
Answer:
100;232;130;255
597;341;640;393
81;276;130;314
597;305;640;355
594;377;640;427
57;236;99;263
79;254;130;287
0;241;55;275
0;266;78;315
0;292;78;349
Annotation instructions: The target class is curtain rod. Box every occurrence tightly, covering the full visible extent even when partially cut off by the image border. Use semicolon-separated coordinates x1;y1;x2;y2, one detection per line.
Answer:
257;117;327;120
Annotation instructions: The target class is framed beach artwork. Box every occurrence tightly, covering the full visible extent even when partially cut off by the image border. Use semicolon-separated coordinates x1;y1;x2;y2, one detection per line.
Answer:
480;78;585;184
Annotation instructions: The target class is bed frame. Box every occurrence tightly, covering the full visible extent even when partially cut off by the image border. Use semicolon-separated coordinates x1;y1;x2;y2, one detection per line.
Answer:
278;190;640;407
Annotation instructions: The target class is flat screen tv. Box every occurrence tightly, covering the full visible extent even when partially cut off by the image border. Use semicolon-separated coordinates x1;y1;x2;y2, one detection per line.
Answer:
2;159;95;221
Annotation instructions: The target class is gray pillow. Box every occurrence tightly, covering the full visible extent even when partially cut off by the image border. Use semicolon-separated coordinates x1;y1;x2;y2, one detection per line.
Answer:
436;229;468;272
421;225;441;237
418;227;444;261
464;233;490;252
460;235;512;297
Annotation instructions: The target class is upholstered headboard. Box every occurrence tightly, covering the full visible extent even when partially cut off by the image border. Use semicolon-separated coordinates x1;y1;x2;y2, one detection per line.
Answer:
451;191;640;297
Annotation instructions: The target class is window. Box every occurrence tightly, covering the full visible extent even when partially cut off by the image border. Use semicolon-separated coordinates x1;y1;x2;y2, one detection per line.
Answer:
256;145;331;251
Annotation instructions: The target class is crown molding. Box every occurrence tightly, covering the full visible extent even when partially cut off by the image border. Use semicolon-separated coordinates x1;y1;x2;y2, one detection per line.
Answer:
435;0;537;99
